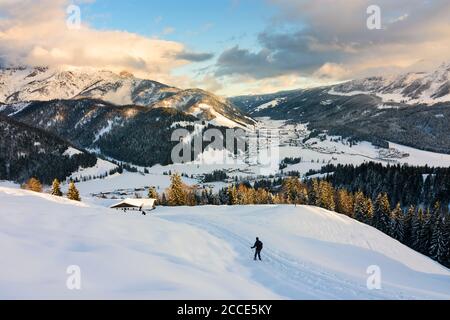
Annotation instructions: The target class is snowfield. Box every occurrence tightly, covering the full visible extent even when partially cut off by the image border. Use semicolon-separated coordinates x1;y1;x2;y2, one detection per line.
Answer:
68;158;118;183
0;186;449;300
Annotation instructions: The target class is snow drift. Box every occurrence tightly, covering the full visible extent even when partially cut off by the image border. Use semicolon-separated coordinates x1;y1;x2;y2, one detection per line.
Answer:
0;186;449;300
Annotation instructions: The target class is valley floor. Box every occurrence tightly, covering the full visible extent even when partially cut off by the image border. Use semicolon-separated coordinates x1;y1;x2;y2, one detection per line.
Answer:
0;186;449;300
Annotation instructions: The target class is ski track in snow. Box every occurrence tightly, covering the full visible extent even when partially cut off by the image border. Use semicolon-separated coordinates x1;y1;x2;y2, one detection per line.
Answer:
1;186;449;300
158;212;416;300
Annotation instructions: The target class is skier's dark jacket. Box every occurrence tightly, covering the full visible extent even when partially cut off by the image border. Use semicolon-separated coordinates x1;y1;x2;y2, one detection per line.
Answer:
252;240;263;251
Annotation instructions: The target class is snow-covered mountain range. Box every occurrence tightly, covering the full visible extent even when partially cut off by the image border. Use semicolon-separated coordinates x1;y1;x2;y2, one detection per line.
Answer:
231;62;450;155
2;62;450;183
331;62;450;105
0;66;254;128
0;66;258;179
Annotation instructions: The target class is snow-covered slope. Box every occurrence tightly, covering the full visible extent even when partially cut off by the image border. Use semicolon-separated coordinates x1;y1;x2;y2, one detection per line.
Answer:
1;186;448;299
331;62;450;105
0;66;254;128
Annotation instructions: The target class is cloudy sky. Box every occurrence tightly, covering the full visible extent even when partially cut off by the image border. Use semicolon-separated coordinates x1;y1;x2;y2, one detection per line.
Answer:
0;0;449;96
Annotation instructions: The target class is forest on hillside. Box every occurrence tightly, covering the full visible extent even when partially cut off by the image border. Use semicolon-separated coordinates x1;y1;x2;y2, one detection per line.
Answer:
0;115;97;184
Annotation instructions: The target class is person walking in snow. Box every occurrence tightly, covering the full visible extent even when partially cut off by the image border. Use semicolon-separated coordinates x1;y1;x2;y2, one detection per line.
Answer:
251;237;263;261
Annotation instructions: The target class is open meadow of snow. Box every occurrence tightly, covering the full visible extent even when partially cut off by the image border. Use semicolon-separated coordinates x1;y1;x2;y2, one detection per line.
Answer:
69;159;118;183
256;117;450;174
0;186;449;300
62;171;197;197
279;140;450;174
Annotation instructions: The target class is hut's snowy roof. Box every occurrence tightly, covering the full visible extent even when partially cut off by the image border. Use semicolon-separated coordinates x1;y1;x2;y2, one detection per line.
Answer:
110;198;156;210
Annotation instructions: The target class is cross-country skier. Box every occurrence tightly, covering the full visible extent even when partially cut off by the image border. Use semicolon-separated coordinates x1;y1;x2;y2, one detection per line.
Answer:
251;237;263;261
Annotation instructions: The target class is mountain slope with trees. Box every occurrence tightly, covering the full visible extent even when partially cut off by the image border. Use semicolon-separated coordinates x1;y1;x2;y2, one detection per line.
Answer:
0;99;220;167
0;114;97;183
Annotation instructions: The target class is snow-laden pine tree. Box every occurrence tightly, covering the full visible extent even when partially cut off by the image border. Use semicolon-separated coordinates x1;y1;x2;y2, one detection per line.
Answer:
439;216;450;267
429;204;449;265
51;179;63;197
67;181;81;202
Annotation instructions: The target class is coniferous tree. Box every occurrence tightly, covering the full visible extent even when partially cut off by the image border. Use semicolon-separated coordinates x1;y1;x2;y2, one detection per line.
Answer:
22;177;43;193
237;184;251;205
282;177;308;206
67;181;81;201
186;191;197;206
199;189;208;205
297;186;309;205
289;178;300;205
412;208;425;250
402;205;416;246
218;188;229;205
282;178;293;204
390;203;404;241
272;193;283;204
365;198;374;224
167;173;187;206
148;186;158;199
148;186;159;205
336;189;354;217
308;179;319;206
437;215;450;267
353;191;367;222
429;214;450;265
418;208;434;254
160;193;168;206
429;215;444;261
373;193;391;233
228;185;238;205
417;202;440;254
259;189;269;204
51;179;63;196
318;181;335;211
